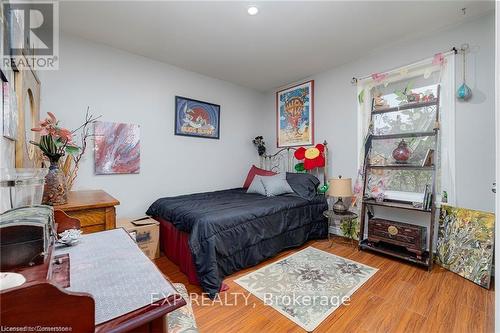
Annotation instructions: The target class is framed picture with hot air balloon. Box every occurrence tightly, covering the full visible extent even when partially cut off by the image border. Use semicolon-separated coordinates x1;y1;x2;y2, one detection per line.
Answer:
276;80;314;148
175;96;220;139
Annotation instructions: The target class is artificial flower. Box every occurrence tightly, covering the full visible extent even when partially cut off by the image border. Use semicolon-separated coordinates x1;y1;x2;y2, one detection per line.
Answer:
432;53;445;66
294;144;325;170
32;112;58;137
57;128;73;143
30;112;81;162
371;72;388;83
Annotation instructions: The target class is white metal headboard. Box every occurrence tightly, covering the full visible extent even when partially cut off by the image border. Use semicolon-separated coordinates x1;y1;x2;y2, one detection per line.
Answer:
259;140;328;185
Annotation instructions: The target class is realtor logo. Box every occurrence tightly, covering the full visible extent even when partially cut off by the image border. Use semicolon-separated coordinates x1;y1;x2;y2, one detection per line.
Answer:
2;1;59;70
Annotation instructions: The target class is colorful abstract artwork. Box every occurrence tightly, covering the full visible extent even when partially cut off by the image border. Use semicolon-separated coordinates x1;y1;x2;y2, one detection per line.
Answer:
94;121;140;175
276;80;314;148
436;205;495;289
175;96;220;139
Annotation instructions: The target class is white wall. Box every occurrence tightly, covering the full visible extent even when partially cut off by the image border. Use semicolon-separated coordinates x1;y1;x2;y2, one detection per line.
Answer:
11;12;497;218
38;35;265;218
263;13;496;213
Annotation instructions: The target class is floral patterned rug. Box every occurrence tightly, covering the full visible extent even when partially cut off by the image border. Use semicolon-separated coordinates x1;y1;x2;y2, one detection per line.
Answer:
167;283;199;333
235;247;377;332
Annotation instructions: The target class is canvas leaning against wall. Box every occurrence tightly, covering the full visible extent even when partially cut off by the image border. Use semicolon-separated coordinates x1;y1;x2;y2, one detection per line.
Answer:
435;205;495;289
175;96;220;139
276;80;314;148
94;121;140;175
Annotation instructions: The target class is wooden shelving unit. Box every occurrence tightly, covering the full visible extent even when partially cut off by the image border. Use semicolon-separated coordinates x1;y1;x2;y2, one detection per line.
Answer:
371;99;438;114
362;199;432;213
371;131;436;141
359;87;440;271
359;240;431;267
367;164;435;171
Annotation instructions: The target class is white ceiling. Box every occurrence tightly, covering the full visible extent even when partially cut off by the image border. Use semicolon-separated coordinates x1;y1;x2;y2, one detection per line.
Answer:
60;1;494;92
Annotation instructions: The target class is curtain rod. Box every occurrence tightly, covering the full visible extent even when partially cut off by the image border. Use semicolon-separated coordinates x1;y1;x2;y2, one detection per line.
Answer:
351;47;458;85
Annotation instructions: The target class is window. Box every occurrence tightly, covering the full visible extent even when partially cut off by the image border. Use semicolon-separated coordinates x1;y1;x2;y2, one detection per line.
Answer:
368;82;438;198
356;55;456;205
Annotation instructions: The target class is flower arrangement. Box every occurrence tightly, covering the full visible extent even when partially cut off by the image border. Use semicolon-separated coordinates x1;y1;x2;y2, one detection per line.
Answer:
31;112;80;163
30;109;100;204
252;136;266;156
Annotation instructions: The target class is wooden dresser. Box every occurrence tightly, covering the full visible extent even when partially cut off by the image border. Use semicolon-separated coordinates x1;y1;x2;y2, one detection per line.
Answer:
54;190;120;234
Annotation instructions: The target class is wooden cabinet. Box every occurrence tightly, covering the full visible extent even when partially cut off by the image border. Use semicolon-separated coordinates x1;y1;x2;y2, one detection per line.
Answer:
54;190;120;234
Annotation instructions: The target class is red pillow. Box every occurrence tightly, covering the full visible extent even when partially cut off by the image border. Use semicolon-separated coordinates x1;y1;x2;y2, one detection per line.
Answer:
243;165;276;188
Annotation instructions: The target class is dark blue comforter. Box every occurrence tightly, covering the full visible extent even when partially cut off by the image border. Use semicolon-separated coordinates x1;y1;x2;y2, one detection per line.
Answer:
146;188;327;297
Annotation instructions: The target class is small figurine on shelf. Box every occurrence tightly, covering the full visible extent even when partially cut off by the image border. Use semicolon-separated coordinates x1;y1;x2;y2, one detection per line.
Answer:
373;94;389;109
442;191;448;203
407;92;421;103
375;192;385;203
422;91;435;102
369;153;387;176
394;81;415;105
371;186;385;203
369;178;386;203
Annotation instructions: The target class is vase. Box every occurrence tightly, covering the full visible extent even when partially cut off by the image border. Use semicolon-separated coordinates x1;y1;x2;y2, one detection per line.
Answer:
42;159;68;205
392;139;411;164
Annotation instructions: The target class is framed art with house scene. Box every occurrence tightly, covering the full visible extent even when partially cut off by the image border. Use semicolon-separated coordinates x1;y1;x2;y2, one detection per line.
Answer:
276;80;314;148
175;96;220;139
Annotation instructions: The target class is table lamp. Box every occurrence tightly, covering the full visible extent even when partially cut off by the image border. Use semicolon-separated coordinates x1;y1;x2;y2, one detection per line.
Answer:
328;176;353;214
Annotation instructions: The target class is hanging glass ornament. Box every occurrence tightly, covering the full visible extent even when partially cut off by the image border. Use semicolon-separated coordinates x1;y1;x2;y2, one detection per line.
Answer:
457;44;472;101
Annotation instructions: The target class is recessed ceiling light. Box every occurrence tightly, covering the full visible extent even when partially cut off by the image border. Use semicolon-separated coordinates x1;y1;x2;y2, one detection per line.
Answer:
247;6;259;16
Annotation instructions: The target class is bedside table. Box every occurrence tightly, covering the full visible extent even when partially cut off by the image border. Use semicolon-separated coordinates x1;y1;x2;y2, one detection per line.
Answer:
54;190;120;234
323;210;358;246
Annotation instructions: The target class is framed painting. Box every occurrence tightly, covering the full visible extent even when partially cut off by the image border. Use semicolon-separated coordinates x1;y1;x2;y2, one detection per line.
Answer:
94;121;140;175
175;96;220;139
2;79;17;141
436;205;495;289
276;80;314;148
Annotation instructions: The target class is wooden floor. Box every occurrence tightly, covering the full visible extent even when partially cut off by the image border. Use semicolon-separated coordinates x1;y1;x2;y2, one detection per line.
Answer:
155;238;494;333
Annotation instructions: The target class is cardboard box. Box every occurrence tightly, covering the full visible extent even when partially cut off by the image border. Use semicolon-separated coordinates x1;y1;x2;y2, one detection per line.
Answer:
117;217;160;259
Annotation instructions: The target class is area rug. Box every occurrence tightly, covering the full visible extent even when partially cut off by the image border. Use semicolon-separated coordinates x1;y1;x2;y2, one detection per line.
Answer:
167;283;199;333
234;247;377;332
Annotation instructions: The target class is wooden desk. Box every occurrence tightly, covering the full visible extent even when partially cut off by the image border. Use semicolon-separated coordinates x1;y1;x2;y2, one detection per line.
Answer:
1;229;185;333
55;190;120;234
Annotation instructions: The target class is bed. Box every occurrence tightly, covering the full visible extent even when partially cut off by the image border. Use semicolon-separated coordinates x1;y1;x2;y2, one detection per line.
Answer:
146;143;329;298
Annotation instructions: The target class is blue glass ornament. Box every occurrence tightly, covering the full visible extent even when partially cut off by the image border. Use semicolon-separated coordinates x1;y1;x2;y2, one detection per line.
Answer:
457;44;472;101
457;83;472;100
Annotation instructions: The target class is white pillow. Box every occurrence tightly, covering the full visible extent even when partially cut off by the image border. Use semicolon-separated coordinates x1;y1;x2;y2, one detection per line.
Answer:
261;173;294;197
246;175;267;195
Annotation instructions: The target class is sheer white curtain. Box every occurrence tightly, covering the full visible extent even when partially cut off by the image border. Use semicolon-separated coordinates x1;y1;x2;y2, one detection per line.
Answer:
354;53;456;205
438;55;456;205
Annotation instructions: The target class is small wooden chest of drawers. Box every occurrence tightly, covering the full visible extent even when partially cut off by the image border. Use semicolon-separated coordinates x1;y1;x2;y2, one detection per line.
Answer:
54;190;120;234
367;218;426;259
